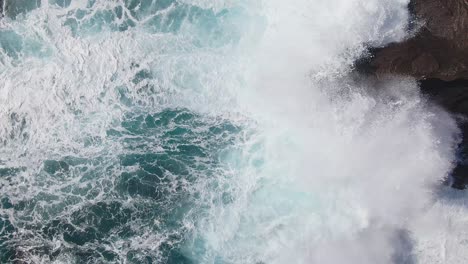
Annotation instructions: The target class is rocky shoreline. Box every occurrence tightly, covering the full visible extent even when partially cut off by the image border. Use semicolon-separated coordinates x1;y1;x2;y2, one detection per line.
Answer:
362;0;468;188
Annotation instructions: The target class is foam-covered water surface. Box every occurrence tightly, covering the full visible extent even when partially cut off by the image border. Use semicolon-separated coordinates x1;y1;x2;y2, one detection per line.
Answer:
0;0;465;263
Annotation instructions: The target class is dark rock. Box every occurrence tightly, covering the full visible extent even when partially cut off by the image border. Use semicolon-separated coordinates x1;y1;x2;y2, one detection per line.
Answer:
411;53;439;76
419;79;468;189
360;0;468;189
369;0;468;81
420;79;468;113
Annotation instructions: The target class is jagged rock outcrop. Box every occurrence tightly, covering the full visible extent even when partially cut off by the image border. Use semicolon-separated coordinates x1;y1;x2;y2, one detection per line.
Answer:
369;0;468;81
365;0;468;189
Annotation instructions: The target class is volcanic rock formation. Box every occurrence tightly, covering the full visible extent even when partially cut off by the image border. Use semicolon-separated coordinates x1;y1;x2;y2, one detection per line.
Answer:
370;0;468;81
365;0;468;188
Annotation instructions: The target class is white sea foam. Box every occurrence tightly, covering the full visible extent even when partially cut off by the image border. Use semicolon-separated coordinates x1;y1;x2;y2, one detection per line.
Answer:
186;0;463;263
0;0;465;263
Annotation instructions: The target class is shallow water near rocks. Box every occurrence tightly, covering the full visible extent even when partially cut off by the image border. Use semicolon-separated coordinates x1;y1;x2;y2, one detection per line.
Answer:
0;0;466;263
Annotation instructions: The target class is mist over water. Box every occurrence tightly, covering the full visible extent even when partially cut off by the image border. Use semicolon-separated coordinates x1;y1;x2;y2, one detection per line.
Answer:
0;0;464;263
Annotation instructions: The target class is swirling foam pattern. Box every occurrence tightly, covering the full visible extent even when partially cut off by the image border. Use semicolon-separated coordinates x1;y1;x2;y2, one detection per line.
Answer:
0;0;464;263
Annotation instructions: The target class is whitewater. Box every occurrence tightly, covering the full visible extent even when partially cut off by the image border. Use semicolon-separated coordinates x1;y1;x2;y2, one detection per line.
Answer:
0;0;467;263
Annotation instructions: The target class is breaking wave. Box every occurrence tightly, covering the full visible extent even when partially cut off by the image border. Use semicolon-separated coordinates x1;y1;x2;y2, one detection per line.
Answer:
0;0;463;263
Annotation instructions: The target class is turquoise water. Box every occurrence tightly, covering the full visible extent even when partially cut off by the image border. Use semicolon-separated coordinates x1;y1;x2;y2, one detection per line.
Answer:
0;107;252;263
0;103;269;262
0;1;257;262
0;0;462;263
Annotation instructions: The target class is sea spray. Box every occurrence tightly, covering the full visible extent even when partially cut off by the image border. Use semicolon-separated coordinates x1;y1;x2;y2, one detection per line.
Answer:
0;0;463;263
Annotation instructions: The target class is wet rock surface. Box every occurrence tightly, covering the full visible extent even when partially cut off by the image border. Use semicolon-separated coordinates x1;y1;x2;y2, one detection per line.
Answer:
369;0;468;81
363;0;468;188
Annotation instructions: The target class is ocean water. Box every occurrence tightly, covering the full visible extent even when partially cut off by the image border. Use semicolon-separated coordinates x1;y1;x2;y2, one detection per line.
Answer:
0;0;466;263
